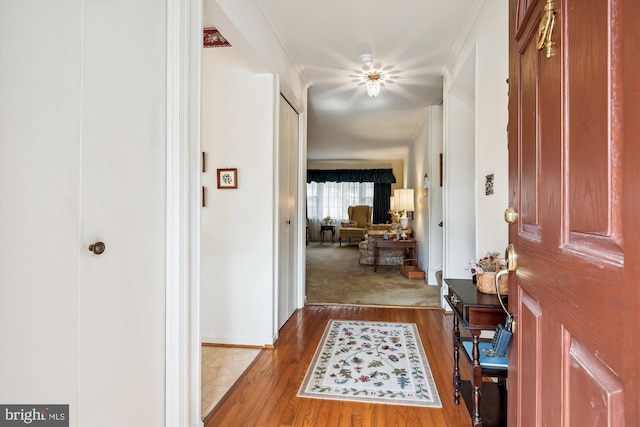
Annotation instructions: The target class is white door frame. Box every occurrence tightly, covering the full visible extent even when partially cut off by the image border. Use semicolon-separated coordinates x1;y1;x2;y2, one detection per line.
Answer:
166;1;202;426
166;2;308;425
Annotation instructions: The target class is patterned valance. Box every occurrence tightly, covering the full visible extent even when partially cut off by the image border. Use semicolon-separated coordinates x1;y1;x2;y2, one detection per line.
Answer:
307;168;396;184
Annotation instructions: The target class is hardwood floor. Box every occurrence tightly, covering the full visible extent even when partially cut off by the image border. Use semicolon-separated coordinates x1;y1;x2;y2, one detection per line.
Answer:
205;305;472;427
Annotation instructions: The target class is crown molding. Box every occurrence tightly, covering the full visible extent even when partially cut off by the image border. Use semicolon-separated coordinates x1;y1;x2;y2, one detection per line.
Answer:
257;0;313;89
441;0;485;76
410;107;431;143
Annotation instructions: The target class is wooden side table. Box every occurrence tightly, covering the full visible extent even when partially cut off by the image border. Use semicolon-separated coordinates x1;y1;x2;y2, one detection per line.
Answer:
370;238;416;272
319;224;335;244
444;278;508;427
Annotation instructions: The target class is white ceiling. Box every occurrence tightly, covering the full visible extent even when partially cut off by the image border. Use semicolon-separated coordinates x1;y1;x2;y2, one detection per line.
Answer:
206;0;478;161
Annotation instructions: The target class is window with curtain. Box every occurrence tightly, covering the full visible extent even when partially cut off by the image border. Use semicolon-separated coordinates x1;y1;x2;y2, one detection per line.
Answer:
305;169;393;241
307;181;374;221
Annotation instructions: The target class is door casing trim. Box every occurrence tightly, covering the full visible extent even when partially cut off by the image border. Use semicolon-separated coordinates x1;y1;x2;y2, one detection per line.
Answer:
166;0;202;426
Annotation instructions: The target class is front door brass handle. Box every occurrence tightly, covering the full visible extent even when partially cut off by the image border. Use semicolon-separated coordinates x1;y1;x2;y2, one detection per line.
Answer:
89;241;106;255
495;244;517;291
496;244;517;332
504;243;516;272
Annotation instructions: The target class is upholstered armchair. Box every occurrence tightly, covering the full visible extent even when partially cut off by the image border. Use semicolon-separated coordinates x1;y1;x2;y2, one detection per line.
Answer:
338;205;372;246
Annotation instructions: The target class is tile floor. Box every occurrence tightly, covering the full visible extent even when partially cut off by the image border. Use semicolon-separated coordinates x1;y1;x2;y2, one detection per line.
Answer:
201;346;262;419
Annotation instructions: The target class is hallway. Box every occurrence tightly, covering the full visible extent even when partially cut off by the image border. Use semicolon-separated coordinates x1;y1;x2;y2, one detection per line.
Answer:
205;305;472;426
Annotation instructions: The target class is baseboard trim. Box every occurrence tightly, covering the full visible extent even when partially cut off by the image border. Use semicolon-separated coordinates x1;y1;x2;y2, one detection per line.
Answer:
304;302;443;310
201;342;264;349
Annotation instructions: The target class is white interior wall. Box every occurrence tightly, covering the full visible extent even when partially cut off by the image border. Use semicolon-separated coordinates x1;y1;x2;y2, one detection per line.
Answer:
474;3;509;255
444;44;477;298
428;106;444;285
441;0;508;306
208;0;307;106
404;109;432;281
445;1;509;260
404;112;428;271
443;94;476;284
200;47;276;345
201;0;308;346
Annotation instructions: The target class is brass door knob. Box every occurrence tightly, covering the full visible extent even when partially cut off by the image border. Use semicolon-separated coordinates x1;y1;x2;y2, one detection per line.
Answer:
504;207;519;224
89;242;106;255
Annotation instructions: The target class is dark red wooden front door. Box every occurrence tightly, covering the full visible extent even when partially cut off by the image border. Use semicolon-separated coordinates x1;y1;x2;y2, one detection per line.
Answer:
508;0;640;425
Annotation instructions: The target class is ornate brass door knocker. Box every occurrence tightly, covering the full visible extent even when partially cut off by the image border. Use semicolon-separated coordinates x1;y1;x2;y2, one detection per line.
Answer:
537;0;556;58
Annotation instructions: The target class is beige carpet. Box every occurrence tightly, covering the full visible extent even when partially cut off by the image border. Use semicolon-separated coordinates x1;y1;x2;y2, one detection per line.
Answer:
305;242;441;307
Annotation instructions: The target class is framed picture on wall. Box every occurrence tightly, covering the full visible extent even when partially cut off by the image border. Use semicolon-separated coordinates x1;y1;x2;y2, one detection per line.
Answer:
217;168;238;189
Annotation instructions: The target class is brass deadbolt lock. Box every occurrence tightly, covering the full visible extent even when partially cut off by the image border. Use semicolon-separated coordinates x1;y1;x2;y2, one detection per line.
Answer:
504;207;518;224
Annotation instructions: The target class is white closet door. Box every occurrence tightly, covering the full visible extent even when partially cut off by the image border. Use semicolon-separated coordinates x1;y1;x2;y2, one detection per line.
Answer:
76;1;167;425
277;95;299;330
76;2;166;425
0;1;167;426
0;0;83;414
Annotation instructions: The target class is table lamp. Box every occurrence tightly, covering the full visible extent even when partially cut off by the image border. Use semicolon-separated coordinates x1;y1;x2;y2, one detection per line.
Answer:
394;188;414;230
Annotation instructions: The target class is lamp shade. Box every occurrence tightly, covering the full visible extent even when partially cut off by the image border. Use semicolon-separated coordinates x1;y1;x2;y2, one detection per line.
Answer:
394;189;414;212
389;196;395;211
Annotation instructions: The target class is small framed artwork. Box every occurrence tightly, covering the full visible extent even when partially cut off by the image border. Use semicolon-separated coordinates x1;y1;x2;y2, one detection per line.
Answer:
485;173;495;195
217;168;238;189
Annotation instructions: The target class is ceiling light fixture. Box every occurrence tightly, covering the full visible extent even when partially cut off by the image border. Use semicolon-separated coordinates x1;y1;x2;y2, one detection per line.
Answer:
366;72;381;97
360;53;383;98
360;53;373;67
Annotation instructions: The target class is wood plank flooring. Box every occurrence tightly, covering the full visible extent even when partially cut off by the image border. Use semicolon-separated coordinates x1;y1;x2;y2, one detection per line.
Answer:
204;305;472;427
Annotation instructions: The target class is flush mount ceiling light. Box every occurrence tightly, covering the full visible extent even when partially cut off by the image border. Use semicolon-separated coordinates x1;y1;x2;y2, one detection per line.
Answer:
366;72;381;97
360;54;383;98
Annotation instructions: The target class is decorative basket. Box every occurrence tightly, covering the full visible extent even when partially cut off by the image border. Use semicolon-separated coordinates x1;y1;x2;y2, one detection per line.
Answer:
476;272;508;294
400;259;425;280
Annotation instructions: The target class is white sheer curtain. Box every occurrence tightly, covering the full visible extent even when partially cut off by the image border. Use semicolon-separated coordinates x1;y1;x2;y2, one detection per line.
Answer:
306;181;374;241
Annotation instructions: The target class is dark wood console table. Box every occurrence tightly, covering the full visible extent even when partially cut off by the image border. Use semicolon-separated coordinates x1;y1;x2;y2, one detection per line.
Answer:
444;278;508;427
370;237;416;272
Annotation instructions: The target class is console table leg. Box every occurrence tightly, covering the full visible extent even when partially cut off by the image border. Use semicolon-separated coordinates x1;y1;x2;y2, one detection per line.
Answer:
453;315;461;404
471;331;483;427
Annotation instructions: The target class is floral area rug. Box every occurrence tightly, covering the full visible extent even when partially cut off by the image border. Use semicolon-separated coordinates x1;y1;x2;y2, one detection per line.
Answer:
297;319;442;407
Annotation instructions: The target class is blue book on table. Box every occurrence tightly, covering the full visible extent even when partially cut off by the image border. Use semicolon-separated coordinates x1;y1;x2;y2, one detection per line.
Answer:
461;341;508;369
